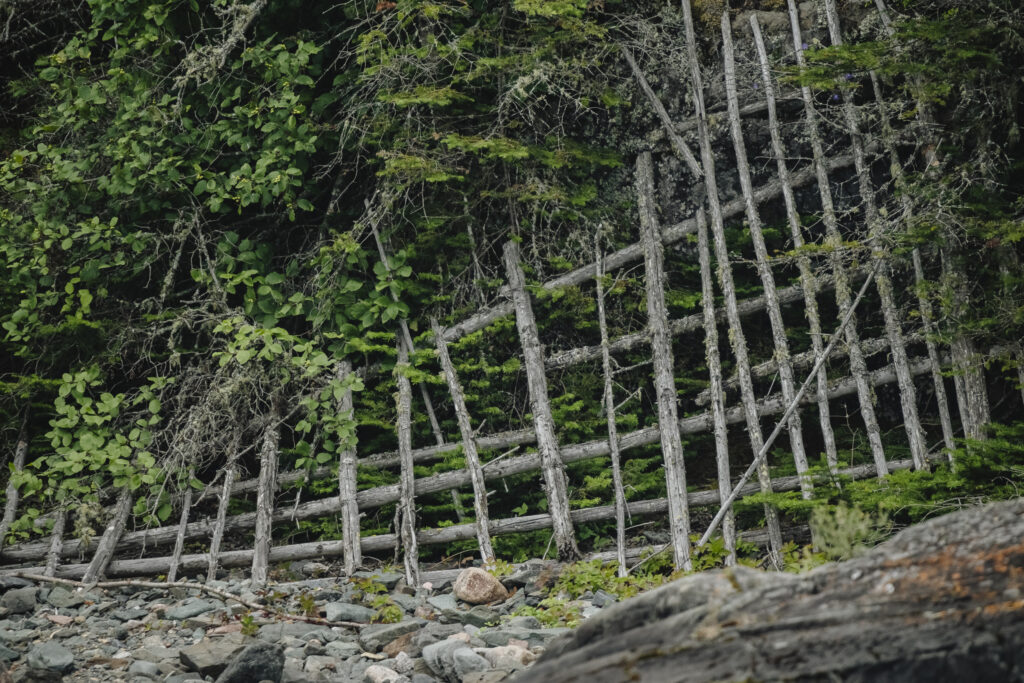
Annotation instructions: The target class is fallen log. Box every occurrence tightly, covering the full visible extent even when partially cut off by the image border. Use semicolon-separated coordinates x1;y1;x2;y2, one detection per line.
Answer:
514;498;1024;683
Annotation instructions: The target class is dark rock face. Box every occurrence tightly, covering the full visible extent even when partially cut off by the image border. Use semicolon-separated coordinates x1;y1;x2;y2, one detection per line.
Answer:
214;641;284;683
513;499;1024;683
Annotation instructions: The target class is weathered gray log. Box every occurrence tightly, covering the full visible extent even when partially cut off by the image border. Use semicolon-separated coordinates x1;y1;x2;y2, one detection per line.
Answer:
696;207;735;565
166;484;193;583
786;0;888;477
441;153;861;344
594;236;629;577
752;12;839;470
637;151;692;571
432;319;495;564
0;357;943;566
44;507;65;578
4;457;919;580
394;342;419;587
336;360;362;575
823;0;928;472
0;419;28;552
517;499;1024;683
207;465;235;582
81;489;133;585
503;240;580;561
942;250;990;440
622;47;701;175
722;10;810;496
251;400;281;589
682;0;782;568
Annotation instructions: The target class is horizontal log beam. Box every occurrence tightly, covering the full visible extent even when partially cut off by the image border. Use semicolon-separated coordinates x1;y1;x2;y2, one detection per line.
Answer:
1;457;910;580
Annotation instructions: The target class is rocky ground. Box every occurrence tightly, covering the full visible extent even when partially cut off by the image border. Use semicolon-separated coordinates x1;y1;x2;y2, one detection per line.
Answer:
0;560;592;683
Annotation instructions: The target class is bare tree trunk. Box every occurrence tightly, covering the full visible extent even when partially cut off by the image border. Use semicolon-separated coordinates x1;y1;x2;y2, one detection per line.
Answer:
251;398;281;589
336;360;362;576
595;234;631;577
432;320;495;565
622;46;701;176
696;207;736;565
166;482;193;583
395;341;420;587
503;240;580;561
207;465;235;582
722;11;811;496
682;0;783;568
785;0;888;477
371;225;466;521
82;489;132;585
0;418;28;551
941;251;990;440
823;0;928;472
637;152;693;572
44;507;66;578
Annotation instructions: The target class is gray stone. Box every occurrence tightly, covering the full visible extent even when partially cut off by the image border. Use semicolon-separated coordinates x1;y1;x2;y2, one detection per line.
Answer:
502;616;541;630
325;640;361;658
0;628;32;645
11;667;64;683
364;663;405;683
591;590;616;608
0;643;20;660
411;675;440;683
358;620;425;652
453;569;508;605
26;641;74;673
412;623;462;649
324;601;376;623
112;607;151;621
0;577;34;591
451;648;489;678
128;659;162;679
421;639;469;682
257;622;334;643
390;593;421;613
479;627;571;649
303;653;339;675
461;671;512;683
458;605;499;628
213;641;284;683
43;587;84;609
0;588;36;615
179;634;249;678
165;600;215;621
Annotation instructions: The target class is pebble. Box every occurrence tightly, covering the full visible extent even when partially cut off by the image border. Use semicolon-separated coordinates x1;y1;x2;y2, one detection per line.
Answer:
0;562;600;682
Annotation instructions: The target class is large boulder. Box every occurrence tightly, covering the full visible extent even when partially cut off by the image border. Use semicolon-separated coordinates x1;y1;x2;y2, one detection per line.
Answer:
513;499;1024;683
215;641;284;683
453;568;508;605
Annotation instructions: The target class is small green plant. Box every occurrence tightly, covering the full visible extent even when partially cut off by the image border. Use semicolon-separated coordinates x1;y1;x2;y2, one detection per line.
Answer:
485;558;515;579
810;502;890;561
297;592;318;619
370;595;403;624
511;597;582;628
350;576;388;604
782;541;828;573
239;613;259;637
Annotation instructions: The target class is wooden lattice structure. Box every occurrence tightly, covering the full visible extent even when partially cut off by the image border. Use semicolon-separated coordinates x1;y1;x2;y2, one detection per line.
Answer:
0;0;994;584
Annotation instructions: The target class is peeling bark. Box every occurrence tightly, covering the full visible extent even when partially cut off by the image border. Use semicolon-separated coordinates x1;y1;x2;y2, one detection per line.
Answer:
336;360;362;575
395;342;420;587
251;398;281;589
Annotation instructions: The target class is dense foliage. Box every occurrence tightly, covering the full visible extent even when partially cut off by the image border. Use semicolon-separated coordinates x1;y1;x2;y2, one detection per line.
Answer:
0;0;1022;569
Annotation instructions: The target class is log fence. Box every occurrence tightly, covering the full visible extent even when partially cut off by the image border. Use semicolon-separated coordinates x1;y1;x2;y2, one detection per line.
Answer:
0;4;986;581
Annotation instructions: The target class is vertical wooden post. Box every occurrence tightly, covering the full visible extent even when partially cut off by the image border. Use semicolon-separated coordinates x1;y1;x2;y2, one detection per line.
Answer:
251;398;281;589
395;342;420;587
371;225;466;521
167;476;193;583
0;418;28;552
682;0;783;568
336;360;362;575
207;465;235;582
637;152;693;572
432;319;495;565
823;0;928;472
594;235;630;577
82;488;132;585
750;15;839;471
721;11;811;497
785;0;888;477
696;207;736;566
942;251;990;440
44;507;66;577
503;240;580;561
